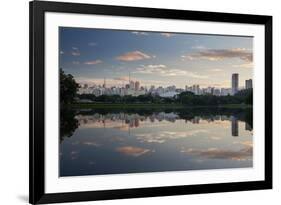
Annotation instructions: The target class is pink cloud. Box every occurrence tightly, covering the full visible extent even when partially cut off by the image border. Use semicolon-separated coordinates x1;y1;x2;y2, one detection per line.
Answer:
116;51;151;61
84;60;102;65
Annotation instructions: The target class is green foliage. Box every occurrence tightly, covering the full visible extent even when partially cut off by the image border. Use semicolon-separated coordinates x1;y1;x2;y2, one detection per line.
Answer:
60;69;80;105
77;91;252;106
235;88;253;105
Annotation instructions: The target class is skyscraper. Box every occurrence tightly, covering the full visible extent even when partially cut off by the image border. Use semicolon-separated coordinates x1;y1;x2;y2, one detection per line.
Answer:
232;73;239;95
103;78;106;88
129;81;135;90
245;79;253;89
135;81;140;91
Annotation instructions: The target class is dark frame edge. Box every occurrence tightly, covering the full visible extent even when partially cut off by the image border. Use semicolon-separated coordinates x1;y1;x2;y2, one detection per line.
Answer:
29;1;46;204
35;180;271;204
29;1;34;203
264;16;273;189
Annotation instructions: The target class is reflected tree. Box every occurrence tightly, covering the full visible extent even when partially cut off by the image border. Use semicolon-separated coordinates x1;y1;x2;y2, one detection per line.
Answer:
245;108;253;130
60;107;79;143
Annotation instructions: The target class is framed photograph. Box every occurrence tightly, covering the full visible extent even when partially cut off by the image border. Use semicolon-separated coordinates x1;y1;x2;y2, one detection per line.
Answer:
29;1;272;204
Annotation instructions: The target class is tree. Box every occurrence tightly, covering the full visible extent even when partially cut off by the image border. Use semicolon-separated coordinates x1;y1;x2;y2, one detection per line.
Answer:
244;90;253;105
60;69;80;105
235;88;253;105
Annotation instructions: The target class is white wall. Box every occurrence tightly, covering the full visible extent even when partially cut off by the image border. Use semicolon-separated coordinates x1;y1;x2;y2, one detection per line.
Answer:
0;0;279;204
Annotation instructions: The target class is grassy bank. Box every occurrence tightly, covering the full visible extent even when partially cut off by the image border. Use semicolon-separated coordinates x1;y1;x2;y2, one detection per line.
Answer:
71;103;252;109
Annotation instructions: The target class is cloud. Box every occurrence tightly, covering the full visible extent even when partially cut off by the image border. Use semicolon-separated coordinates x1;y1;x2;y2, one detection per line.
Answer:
116;51;151;61
84;60;102;65
88;42;97;46
210;68;223;72
113;76;137;81
232;62;253;69
71;47;81;56
181;144;253;161
134;64;208;79
160;33;175;37
71;51;80;56
131;31;149;36
191;45;206;50
146;64;166;69
182;48;253;62
116;146;151;157
72;61;80;65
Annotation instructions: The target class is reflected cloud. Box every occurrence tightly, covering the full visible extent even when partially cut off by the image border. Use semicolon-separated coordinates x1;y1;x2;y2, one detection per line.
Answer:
83;141;101;147
209;136;221;140
89;161;95;165
70;151;78;155
71;51;80;56
233;140;252;146
116;146;151;157
160;33;175;37
70;151;79;160
136;130;208;143
131;31;149;36
181;144;252;161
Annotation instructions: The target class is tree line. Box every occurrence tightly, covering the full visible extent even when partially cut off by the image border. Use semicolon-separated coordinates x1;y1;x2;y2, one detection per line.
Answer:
78;89;252;105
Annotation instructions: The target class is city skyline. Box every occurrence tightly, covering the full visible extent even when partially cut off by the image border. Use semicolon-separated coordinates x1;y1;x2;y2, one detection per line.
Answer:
78;72;251;89
59;27;253;89
78;72;252;97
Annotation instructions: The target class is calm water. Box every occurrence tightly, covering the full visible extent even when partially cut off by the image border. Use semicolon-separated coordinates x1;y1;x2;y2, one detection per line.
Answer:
59;108;253;177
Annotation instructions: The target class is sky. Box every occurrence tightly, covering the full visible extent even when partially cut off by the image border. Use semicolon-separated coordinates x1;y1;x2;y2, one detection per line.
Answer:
59;27;253;89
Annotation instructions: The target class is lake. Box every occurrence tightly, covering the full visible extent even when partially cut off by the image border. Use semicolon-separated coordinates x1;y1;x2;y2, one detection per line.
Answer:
59;107;253;177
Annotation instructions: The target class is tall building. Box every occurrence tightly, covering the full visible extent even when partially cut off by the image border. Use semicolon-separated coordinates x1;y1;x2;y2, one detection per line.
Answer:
245;79;253;89
103;78;106;88
191;84;200;95
232;73;239;95
135;81;140;91
129;81;135;90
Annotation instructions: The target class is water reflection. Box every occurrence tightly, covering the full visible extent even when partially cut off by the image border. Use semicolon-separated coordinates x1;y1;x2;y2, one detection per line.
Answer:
231;116;239;137
60;108;253;176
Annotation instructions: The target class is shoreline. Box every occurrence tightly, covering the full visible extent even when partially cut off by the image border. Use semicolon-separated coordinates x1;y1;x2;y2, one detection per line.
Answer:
70;103;252;109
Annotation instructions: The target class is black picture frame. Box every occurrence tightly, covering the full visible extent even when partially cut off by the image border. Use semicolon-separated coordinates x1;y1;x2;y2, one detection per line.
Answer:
29;1;272;204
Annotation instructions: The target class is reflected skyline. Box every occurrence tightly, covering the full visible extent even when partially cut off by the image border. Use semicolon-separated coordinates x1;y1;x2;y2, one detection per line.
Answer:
76;112;251;137
231;116;239;137
60;108;253;176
